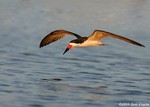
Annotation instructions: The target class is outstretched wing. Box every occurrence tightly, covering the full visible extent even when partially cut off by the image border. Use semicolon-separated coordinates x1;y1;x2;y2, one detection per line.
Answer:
88;30;145;47
39;29;82;48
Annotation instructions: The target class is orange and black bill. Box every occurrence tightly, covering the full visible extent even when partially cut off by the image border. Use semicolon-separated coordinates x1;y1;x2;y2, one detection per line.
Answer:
63;44;72;55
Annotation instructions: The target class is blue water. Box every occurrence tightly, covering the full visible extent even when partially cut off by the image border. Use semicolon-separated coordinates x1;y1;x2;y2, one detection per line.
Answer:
0;0;150;107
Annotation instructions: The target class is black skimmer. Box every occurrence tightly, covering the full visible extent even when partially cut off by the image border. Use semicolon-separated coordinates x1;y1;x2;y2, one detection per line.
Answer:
39;29;145;55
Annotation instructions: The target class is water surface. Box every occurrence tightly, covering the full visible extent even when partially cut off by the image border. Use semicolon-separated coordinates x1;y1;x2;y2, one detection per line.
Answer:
0;0;150;107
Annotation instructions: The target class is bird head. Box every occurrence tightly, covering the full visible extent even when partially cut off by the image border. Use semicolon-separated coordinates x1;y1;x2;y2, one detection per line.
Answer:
63;44;73;55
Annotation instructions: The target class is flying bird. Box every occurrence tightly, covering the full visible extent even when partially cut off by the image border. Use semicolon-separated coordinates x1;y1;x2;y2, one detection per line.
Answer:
39;29;145;55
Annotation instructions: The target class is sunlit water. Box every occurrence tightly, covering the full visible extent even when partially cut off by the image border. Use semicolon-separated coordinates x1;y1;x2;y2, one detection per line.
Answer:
0;0;150;107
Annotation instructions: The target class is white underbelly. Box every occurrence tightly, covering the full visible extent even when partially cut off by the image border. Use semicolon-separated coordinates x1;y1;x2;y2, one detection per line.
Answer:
72;41;102;47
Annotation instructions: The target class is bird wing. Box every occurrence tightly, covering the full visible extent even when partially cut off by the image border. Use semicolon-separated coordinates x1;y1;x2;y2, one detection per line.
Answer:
88;30;145;47
39;29;82;48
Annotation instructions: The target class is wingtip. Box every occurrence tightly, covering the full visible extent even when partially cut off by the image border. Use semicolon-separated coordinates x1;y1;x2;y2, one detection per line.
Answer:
39;42;50;48
138;44;145;47
39;41;46;48
39;44;44;48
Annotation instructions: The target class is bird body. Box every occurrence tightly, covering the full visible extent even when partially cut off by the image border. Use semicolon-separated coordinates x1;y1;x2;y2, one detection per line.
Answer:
70;40;102;47
39;29;145;55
